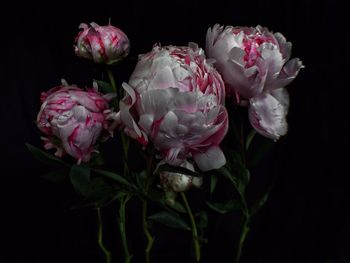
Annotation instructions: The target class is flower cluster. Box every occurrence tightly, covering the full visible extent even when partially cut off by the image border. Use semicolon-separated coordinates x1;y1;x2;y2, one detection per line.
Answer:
30;21;303;263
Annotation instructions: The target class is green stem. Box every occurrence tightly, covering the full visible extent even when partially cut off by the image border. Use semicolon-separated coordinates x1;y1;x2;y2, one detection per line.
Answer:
96;207;112;263
142;155;155;263
235;212;250;263
106;68;117;93
119;195;133;263
142;200;154;263
180;192;201;262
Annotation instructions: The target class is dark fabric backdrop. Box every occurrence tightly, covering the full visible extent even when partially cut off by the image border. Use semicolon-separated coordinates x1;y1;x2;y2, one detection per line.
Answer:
0;0;347;262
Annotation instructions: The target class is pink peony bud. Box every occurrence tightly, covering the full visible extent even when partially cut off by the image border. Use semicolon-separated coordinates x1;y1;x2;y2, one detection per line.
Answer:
206;24;304;139
74;22;130;65
119;43;228;171
37;80;115;164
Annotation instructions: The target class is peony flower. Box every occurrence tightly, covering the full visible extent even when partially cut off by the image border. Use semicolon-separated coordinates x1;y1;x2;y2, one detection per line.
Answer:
160;161;202;192
206;24;303;99
37;80;115;163
206;24;303;139
248;88;289;140
74;22;130;65
118;43;228;171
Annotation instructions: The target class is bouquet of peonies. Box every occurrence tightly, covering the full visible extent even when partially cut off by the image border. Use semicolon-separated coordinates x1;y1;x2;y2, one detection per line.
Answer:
27;22;303;263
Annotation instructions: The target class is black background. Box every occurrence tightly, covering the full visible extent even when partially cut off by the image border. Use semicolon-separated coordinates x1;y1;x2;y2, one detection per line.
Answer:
0;0;347;262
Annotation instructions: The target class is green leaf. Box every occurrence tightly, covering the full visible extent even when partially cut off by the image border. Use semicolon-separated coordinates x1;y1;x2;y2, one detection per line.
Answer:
94;80;114;94
148;211;191;231
197;211;208;229
245;130;257;151
135;170;147;189
25;143;68;167
156;164;201;177
41;169;69;183
167;200;187;213
70;165;91;197
207;200;241;214
92;168;133;188
210;174;218;195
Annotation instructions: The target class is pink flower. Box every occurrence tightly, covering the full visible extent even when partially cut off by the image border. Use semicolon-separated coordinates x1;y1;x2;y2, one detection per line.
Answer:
206;24;304;139
37;80;115;163
74;22;130;65
119;43;228;171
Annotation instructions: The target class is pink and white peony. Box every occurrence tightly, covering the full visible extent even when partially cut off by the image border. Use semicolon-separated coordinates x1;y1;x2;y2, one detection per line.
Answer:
37;80;115;163
74;22;130;65
206;24;303;139
119;43;228;171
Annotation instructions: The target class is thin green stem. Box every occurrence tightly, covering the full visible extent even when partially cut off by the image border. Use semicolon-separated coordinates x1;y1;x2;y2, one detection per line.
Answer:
106;67;133;262
235;212;250;263
96;207;112;263
106;68;117;93
119;195;133;263
180;192;201;262
142;154;155;263
142;200;154;263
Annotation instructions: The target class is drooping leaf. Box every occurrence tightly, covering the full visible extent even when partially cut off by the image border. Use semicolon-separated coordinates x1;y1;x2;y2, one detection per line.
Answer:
25;143;68;167
70;165;91;197
148;211;191;231
207;200;241;214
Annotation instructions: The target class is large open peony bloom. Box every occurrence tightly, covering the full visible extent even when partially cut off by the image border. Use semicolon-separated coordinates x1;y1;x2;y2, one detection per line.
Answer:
74;22;130;65
37;80;115;163
118;43;228;171
206;24;303;140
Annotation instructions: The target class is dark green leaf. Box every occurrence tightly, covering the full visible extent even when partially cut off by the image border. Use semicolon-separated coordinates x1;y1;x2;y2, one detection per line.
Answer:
245;130;257;151
135;170;147;189
92;168;133;188
167;200;186;213
197;211;208;229
207;200;241;214
70;165;91;197
148;211;191;231
41;169;69;183
25;143;68;167
94;80;114;94
210;174;218;195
